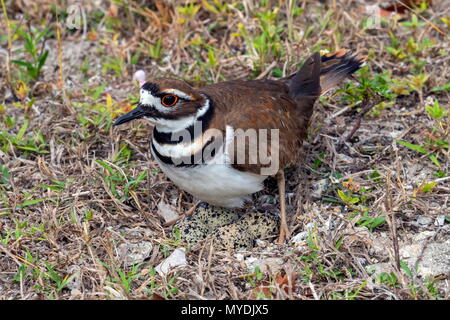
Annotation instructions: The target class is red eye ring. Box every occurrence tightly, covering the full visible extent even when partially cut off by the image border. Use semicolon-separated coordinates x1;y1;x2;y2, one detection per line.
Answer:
161;94;179;107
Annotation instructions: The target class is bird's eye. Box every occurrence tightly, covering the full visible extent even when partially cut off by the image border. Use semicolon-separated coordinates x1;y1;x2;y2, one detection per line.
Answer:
161;94;178;107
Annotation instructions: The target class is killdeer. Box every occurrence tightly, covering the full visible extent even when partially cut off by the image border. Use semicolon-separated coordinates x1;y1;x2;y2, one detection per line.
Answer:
115;50;365;243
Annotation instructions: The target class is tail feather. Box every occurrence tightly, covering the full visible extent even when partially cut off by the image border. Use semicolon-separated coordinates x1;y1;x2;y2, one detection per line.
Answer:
288;52;321;99
319;50;366;94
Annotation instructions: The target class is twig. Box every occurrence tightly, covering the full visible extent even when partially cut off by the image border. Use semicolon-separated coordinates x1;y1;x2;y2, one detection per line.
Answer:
1;0;13;95
393;0;445;35
385;171;400;270
344;98;379;142
55;6;75;114
255;61;277;80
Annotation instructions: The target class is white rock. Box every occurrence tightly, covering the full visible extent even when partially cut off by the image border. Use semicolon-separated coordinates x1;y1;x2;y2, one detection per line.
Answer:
291;231;309;244
291;223;317;245
435;215;446;226
400;235;450;278
244;257;284;273
156;248;187;276
305;222;315;231
337;153;353;163
311;179;328;199
366;262;393;276
417;216;433;226
323;218;335;231
157;201;179;223
104;285;126;299
118;241;153;267
412;231;434;242
66;265;82;292
235;253;245;262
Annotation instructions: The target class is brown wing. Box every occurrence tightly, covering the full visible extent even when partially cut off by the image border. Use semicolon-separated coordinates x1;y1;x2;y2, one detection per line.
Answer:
201;79;310;175
197;51;364;175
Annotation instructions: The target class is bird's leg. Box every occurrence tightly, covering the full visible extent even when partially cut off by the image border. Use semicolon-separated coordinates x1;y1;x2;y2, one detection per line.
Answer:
276;169;290;244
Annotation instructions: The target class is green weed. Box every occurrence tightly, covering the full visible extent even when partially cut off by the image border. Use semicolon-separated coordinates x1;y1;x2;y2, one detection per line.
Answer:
12;26;50;82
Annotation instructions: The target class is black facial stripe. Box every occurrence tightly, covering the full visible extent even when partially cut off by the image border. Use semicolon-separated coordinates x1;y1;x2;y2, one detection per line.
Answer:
141;82;160;95
151;135;222;167
140;104;180;120
152;95;214;145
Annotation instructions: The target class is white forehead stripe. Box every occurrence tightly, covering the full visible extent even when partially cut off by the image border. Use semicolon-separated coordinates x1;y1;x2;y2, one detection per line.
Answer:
160;89;192;101
140;89;160;106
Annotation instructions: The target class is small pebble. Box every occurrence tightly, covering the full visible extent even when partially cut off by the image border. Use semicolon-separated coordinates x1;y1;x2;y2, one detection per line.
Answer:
435;215;446;226
417;216;433;226
155;248;187;276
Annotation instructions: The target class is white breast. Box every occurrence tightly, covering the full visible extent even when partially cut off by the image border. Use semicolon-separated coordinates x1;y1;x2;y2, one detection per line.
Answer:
151;125;267;208
154;158;266;208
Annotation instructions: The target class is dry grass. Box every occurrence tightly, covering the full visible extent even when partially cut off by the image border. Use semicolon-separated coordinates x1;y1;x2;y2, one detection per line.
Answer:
0;0;449;300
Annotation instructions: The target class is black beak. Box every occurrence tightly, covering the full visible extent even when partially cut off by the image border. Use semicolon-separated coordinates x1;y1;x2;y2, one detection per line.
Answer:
114;105;147;126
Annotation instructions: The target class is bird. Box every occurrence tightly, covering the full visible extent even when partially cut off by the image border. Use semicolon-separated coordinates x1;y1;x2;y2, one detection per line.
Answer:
114;50;365;244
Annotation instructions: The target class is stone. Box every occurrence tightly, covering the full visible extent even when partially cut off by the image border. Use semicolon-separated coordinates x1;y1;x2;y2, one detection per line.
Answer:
245;256;284;274
417;216;433;226
366;262;393;276
399;233;450;278
118;241;153;267
155;248;187;276
435;215;446;226
66;265;82;294
337;153;354;163
291;231;309;244
157;201;179;223
311;179;329;199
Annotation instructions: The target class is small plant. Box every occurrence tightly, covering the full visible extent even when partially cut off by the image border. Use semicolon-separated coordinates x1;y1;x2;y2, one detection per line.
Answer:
0;119;49;155
0;164;10;185
418;180;436;193
396;99;448;167
400;14;426;29
115;263;142;293
177;2;201;24
407;73;429;102
144;267;180;298
375;272;400;288
102;56;126;77
233;7;283;73
34;262;75;298
396;140;435;163
337;186;385;231
431;82;450;92
426;100;448;120
337;189;360;205
95;160;148;203
12;26;50;82
356;215;386;231
149;39;163;60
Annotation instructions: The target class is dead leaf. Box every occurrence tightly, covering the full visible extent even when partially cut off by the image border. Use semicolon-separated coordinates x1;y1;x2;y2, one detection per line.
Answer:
150;293;165;300
108;3;118;17
275;273;295;295
383;0;433;13
251;272;296;299
252;281;272;299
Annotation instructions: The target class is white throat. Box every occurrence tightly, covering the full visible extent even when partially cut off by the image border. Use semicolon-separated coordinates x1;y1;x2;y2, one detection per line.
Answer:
150;96;210;133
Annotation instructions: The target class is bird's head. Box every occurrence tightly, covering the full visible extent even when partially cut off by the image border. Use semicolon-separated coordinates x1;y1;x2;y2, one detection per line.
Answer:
114;76;210;132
